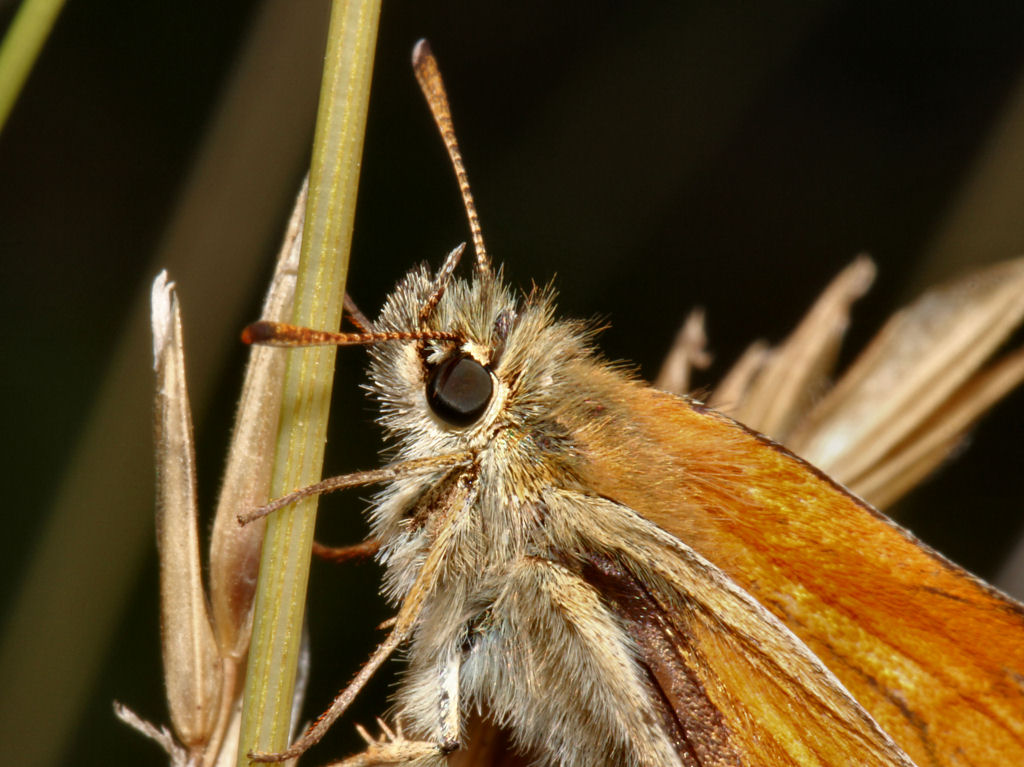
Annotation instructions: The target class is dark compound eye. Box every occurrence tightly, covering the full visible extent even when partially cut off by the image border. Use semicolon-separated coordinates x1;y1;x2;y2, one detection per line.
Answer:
426;354;494;427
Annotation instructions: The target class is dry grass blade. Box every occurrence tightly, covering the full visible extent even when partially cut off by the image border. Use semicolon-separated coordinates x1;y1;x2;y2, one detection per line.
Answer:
717;256;876;438
789;257;1024;485
654;308;711;396
707;340;770;413
849;345;1024;508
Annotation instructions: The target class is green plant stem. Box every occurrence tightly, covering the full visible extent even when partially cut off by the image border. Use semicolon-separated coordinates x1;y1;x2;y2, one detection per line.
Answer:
235;0;381;763
0;0;66;134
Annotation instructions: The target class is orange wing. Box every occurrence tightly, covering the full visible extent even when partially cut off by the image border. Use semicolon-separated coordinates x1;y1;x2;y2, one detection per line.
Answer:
579;387;1024;767
578;547;914;766
454;514;916;767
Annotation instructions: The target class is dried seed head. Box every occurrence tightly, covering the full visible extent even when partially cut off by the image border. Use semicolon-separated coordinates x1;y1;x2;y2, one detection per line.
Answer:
209;180;305;661
152;272;223;746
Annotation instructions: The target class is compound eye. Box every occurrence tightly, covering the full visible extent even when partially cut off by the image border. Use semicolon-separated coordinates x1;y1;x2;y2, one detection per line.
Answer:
426;354;493;427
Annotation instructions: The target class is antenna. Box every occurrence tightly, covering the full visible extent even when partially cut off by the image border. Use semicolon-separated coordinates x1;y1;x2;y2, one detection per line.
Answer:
413;39;492;277
241;321;462;348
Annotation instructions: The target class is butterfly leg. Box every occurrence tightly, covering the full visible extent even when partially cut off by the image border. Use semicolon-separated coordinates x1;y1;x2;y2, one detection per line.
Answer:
326;654;463;766
312;539;381;563
324;719;446;766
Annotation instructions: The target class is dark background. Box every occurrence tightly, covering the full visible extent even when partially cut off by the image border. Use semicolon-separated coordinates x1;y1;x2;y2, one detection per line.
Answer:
2;1;1024;764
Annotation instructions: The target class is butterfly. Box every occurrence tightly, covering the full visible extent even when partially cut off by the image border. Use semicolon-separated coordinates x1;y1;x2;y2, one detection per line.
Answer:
231;41;1024;767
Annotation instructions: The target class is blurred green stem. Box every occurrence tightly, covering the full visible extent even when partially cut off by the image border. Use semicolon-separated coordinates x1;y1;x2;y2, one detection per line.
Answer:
0;0;66;134
235;0;380;763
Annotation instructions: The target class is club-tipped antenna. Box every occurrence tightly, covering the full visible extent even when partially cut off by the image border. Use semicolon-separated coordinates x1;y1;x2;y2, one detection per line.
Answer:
413;39;491;277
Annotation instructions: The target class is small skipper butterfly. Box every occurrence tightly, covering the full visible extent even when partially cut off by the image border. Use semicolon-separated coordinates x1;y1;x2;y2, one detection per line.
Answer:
241;41;1024;767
